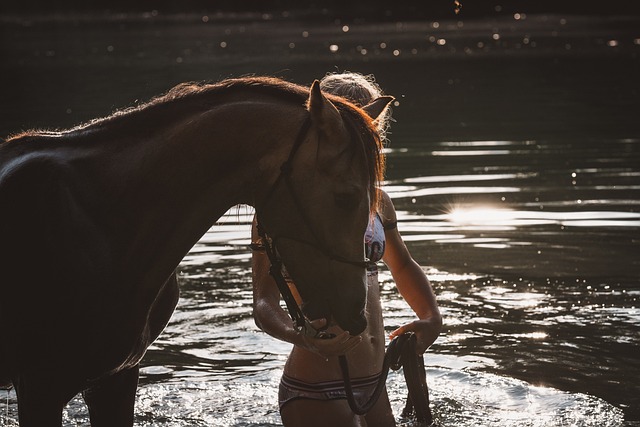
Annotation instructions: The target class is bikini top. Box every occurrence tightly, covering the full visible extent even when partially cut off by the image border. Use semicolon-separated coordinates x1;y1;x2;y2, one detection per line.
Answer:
365;213;394;275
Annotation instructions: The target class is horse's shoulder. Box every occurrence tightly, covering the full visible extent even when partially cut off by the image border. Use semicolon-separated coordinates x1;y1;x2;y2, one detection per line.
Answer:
0;148;72;196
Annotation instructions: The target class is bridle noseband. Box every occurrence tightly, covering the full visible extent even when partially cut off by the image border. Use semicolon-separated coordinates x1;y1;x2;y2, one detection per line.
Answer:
256;113;372;336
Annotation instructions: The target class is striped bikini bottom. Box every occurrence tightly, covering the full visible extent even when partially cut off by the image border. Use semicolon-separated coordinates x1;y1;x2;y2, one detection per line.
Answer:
278;372;382;410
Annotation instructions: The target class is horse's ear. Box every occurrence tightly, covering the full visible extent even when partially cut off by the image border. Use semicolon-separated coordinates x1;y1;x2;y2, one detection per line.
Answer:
362;96;394;121
307;80;341;130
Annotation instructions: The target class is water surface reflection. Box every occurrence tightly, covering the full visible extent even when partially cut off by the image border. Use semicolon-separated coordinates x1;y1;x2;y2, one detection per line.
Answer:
1;12;639;426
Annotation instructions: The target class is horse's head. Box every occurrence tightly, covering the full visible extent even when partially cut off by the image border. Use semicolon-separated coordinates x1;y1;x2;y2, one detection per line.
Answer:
257;81;392;336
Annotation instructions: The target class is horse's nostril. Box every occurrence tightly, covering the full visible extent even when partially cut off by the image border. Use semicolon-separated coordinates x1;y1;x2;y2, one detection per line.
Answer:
348;315;367;336
331;308;366;335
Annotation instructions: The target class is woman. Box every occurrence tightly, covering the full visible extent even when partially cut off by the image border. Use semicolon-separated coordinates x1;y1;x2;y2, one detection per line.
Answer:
251;72;442;427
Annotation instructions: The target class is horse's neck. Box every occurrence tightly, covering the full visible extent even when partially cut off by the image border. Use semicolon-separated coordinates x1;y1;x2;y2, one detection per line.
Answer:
100;101;305;288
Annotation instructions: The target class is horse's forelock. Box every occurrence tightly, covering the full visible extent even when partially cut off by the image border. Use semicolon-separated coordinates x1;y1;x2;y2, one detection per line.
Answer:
334;102;385;213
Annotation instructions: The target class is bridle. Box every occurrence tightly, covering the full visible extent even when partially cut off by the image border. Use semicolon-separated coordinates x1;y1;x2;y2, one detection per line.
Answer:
255;113;373;337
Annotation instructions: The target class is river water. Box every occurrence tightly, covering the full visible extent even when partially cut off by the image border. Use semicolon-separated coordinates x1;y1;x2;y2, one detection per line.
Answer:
1;11;639;426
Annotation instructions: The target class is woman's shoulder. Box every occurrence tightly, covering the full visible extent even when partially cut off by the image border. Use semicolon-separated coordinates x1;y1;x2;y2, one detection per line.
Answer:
376;189;398;230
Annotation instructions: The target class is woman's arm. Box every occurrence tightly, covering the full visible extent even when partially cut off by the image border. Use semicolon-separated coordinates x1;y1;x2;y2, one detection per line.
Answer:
379;191;442;354
251;217;361;357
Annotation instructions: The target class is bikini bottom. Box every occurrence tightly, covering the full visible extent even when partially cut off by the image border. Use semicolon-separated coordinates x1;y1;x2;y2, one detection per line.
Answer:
278;371;382;411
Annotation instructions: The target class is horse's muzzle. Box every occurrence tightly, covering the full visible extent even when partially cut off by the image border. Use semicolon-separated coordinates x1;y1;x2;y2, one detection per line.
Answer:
303;301;367;336
338;310;367;336
349;312;368;336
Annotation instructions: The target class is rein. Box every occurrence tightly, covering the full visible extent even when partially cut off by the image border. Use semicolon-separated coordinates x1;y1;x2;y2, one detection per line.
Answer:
339;333;434;425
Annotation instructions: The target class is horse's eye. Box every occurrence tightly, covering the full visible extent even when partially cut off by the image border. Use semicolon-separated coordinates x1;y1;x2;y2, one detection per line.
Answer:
334;191;360;210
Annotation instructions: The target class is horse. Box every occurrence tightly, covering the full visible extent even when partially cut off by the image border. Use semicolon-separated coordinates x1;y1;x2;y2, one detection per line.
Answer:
0;76;393;426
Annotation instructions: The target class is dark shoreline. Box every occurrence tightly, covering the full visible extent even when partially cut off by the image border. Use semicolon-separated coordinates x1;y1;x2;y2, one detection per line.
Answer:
2;13;639;142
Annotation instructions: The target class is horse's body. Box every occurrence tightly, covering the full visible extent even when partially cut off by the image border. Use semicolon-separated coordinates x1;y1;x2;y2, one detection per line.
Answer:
0;77;387;425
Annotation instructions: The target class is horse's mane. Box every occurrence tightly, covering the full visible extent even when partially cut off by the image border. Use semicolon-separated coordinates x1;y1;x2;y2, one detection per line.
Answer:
7;77;308;141
5;76;384;208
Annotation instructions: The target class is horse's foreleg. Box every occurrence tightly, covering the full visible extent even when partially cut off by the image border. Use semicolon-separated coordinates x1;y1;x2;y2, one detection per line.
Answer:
14;375;67;427
83;365;139;427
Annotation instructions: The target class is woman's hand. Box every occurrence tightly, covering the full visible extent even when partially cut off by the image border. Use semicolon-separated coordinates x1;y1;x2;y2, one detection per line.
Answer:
389;315;442;354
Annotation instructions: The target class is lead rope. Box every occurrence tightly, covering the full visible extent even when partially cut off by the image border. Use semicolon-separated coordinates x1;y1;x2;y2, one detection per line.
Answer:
339;332;434;425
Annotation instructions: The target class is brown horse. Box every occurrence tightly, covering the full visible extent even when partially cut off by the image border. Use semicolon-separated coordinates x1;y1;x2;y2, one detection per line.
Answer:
0;77;392;426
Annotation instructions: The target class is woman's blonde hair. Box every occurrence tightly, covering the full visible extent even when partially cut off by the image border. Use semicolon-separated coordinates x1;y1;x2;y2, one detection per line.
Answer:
320;71;392;141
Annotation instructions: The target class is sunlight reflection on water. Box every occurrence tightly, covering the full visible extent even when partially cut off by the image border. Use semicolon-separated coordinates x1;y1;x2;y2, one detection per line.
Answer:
443;207;640;227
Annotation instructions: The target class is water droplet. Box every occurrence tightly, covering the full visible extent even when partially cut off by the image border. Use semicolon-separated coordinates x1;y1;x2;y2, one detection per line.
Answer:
302;31;309;38
607;40;619;47
342;25;349;33
106;45;114;52
201;15;209;23
220;41;227;48
437;38;446;46
393;49;401;56
380;42;387;49
289;42;295;49
329;44;339;53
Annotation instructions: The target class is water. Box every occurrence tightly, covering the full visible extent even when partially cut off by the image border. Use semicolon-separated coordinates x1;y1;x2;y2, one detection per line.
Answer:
1;11;639;426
